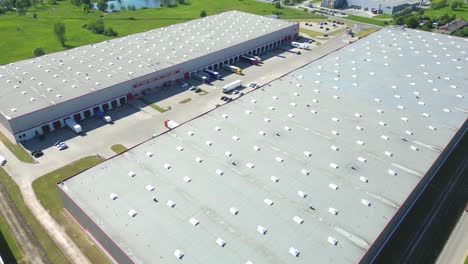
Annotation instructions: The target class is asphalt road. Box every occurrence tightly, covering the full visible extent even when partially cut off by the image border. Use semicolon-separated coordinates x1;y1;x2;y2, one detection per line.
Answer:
437;212;468;264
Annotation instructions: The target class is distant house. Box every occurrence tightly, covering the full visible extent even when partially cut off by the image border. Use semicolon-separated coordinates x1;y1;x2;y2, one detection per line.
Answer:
437;19;468;34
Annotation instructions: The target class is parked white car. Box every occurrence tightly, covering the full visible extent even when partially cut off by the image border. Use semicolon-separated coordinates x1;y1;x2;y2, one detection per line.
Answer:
0;155;6;166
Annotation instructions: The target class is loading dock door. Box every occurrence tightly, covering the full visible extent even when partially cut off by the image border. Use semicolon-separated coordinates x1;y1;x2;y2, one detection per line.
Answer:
42;124;51;134
119;97;126;105
84;110;91;118
53;121;61;129
111;100;118;108
102;103;110;111
73;113;82;122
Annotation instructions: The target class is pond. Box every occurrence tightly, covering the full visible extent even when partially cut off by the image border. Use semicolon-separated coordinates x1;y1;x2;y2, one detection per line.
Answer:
93;0;160;11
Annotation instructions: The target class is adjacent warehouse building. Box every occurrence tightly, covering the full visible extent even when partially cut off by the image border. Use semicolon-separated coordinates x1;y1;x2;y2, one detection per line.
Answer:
59;29;467;264
0;11;298;142
321;0;420;14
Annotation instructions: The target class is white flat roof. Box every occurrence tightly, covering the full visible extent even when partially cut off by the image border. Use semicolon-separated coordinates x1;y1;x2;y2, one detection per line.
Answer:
0;11;295;120
61;28;468;264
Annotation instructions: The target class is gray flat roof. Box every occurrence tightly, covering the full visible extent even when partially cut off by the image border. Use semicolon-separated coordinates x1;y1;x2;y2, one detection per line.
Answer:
61;28;468;264
0;11;295;120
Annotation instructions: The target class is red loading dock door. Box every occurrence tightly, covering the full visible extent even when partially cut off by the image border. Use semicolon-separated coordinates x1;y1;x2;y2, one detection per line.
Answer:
53;121;61;129
42;124;51;134
73;113;82;122
119;97;126;105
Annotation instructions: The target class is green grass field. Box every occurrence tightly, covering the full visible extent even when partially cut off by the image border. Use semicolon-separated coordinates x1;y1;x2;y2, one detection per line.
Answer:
32;156;109;264
373;13;392;19
299;27;322;37
345;15;386;26
423;5;468;19
0;168;69;264
110;144;127;154
356;27;380;37
0;0;318;64
0;216;23;263
138;98;172;112
178;98;192;104
0;131;34;164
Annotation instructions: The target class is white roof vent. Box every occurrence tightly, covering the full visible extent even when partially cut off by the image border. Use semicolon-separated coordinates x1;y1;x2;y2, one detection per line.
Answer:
331;145;339;151
356;126;363;131
259;130;266;136
216;169;224;176
360;176;368;183
388;169;397;176
288;113;294;118
270;176;279;182
232;136;240;141
183;176;191;183
205;140;213;146
361;199;371;206
230;207;239;215
216;238;226;247
246;163;255;168
109;193;118;200
410;145;419;151
311;110;318;114
264;118;271;122
381;135;390;141
128;171;136;177
405;130;414;135
354;113;362;118
167;200;176;208
328;208;338;215
214;126;221;131
173;249;184;259
164;163;172;169
301;169;310;176
264;199;274;206
275;157;284;163
401;117;409;122
298;191;307;198
293;216;304;224
189;217;199;226
187;131;195;136
128;210;137;217
385;151;393;157
176;146;184;151
304;151;312;157
289;247;300;257
329;163;339;169
428;125;437;131
222;114;229;119
225;151;232;157
253;145;261;151
329;184;338;190
257;225;268;235
328;236;338;245
379;121;386;126
145;151;153;157
146;185;155;191
331;117;339;122
331;130;339;136
195;157;203;163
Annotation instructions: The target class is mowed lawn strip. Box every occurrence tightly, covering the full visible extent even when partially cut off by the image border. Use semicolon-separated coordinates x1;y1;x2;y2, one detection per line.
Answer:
32;156;110;264
111;144;127;154
0;0;319;64
0;168;70;264
0;216;23;263
0;131;34;164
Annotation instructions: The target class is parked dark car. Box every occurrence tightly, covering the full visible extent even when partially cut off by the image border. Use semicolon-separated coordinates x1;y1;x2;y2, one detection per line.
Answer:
31;150;44;158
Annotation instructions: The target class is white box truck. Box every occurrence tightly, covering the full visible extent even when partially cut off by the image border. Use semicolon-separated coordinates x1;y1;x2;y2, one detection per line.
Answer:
0;155;6;166
164;120;180;129
64;118;83;134
223;80;242;94
291;41;309;50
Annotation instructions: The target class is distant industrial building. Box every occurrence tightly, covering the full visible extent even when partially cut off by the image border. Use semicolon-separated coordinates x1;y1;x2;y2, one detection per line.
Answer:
321;0;420;14
59;29;468;264
0;11;298;142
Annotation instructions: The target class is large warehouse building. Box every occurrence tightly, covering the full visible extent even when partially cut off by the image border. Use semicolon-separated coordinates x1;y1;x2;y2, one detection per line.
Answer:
59;29;467;264
321;0;420;14
0;11;298;142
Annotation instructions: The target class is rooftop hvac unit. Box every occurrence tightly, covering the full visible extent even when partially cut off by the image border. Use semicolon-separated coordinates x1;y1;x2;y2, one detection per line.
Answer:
167;200;176;208
275;157;284;163
360;176;369;183
356;126;363;131
257;225;268;235
232;136;240;141
298;191;307;198
259;131;266;136
357;157;367;163
230;207;239;215
109;193;118;200
195;157;203;163
173;249;184;259
293;216;304;224
216;238;226;247
225;152;232;157
381;135;390;141
361;199;371;207
356;140;365;146
189;218;199;226
401;117;409;122
183;176;191;183
128;171;136;177
329;184;338;190
289;247;300;257
253;146;261;151
164;163;172;170
328;236;338;245
187;131;195;136
246;163;255;169
146;185;155;192
264;118;271;122
331;130;339;136
216;169;224;176
301;169;310;176
264;199;274;206
128;209;137;217
270;176;279;183
206;141;213;146
329;163;339;169
331;145;339;151
146;152;153;157
388;169;397;176
328;208;338;215
304;151;312;157
214;126;221;131
354;113;362;118
176;146;184;151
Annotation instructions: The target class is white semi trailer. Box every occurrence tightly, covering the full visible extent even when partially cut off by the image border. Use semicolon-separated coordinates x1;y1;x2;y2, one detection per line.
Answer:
64;118;83;134
291;41;309;50
223;80;242;93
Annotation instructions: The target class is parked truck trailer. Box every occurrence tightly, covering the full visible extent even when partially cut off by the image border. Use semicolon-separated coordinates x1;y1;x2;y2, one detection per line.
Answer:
203;69;222;80
240;55;259;65
223;80;242;94
291;41;309;50
192;73;211;83
243;54;262;63
64;118;82;134
223;65;242;75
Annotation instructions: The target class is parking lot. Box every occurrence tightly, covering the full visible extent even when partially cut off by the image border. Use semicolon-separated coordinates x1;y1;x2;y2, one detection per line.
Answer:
18;31;355;170
300;20;348;34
